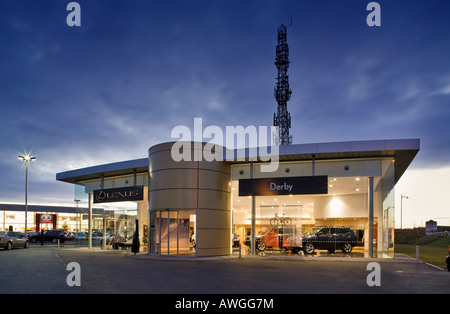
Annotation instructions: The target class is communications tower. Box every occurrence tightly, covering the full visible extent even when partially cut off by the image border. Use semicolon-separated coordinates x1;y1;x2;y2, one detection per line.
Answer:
273;23;292;145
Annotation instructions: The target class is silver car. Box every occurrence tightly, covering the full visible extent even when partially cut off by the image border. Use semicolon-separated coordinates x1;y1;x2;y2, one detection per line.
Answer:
0;231;30;250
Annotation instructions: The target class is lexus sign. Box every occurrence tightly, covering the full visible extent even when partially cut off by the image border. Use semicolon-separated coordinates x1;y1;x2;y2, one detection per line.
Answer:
93;186;144;203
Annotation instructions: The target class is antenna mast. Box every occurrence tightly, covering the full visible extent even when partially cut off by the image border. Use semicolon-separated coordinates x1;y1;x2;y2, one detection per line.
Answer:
273;22;292;145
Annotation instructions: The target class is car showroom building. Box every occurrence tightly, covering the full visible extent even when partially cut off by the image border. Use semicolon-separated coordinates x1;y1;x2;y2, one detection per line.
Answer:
0;203;107;233
56;138;419;258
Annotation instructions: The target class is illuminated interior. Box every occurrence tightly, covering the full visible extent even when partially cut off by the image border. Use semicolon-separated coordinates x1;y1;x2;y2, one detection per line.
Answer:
230;158;395;258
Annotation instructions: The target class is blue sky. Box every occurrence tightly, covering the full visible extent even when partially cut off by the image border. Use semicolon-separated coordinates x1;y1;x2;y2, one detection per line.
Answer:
1;0;449;227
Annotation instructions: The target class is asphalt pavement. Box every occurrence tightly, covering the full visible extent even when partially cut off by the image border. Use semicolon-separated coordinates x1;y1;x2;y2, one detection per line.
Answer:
1;246;449;295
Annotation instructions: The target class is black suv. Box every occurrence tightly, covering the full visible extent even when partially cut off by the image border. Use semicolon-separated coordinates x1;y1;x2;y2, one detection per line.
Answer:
302;226;357;254
30;230;68;243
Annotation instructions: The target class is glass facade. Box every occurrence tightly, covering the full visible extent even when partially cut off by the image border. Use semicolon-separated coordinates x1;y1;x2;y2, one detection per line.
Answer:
231;158;394;258
381;160;396;257
72;183;139;249
0;211;38;232
0;209;84;233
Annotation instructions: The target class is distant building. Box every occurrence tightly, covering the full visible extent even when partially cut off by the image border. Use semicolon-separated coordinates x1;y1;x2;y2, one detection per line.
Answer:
0;203;107;232
395;227;425;235
425;220;438;235
437;226;450;233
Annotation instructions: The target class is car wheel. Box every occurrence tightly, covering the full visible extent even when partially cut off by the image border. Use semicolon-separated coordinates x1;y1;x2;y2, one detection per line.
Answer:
303;242;315;254
31;238;37;243
257;241;266;251
342;243;352;254
52;238;58;243
24;241;29;249
6;241;12;250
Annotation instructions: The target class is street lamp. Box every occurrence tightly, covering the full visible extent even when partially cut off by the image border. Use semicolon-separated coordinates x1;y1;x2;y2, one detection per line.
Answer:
400;194;409;229
18;154;36;236
75;199;80;231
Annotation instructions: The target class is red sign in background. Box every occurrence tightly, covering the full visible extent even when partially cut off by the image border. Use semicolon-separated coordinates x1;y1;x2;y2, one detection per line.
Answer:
35;213;57;231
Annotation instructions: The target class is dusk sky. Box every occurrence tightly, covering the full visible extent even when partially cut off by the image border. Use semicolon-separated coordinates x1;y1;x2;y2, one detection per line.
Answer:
1;0;449;228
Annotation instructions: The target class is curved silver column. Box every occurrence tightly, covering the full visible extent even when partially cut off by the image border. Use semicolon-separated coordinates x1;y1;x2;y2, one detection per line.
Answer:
148;142;231;256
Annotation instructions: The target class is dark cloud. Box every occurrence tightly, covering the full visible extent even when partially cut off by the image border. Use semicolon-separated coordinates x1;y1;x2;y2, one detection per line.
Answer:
0;0;449;204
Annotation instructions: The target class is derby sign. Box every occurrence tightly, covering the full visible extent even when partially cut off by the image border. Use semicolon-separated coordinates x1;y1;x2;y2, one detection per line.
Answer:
239;176;328;196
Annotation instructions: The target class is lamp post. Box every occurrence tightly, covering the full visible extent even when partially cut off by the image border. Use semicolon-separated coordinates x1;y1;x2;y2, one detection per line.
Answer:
400;194;409;229
75;199;80;231
18;154;36;236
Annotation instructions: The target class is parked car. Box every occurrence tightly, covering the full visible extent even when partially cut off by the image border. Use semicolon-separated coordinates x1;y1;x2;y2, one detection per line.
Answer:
109;233;132;249
244;227;300;252
302;226;357;254
27;231;40;240
65;232;75;240
73;232;87;239
0;231;30;250
92;231;113;246
29;230;68;243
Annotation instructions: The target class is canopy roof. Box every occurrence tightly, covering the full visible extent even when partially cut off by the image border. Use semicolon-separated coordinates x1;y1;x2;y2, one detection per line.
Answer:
56;138;419;185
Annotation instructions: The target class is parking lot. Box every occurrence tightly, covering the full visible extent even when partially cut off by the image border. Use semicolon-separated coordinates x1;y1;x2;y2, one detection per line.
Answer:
1;246;449;295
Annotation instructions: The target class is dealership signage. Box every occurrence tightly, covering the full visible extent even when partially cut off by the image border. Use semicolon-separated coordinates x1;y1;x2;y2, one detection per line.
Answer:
40;214;53;223
93;186;144;203
239;176;328;196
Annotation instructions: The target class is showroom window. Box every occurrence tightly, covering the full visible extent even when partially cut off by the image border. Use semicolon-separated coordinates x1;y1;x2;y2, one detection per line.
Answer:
73;185;138;249
231;159;390;258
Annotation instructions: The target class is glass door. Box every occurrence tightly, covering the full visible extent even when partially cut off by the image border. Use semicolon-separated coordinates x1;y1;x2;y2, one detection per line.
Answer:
178;210;196;255
168;210;178;255
160;210;169;254
150;209;196;256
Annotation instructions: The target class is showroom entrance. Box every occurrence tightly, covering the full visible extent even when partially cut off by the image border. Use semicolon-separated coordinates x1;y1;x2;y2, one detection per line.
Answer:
149;209;197;256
